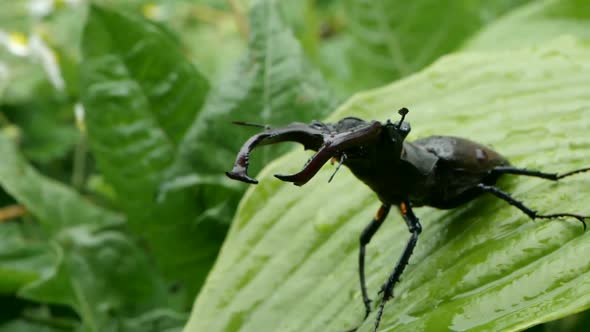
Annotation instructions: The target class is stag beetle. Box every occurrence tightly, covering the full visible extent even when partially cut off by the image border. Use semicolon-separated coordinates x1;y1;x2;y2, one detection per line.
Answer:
226;108;590;332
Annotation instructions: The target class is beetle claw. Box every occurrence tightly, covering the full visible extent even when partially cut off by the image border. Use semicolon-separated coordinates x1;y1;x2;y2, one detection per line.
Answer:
225;123;326;185
274;173;305;186
226;171;258;184
227;119;382;186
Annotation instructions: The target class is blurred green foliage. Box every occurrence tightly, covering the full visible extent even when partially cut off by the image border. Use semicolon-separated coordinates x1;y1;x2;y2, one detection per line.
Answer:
0;0;589;331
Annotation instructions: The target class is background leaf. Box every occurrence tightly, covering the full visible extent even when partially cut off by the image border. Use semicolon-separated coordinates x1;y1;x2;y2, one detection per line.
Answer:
162;0;337;226
0;319;65;332
0;132;122;232
185;39;590;332
82;4;209;145
2;100;79;164
3;1;590;331
80;4;219;298
0;223;53;294
21;227;172;332
336;0;532;92
0;132;174;331
464;0;590;51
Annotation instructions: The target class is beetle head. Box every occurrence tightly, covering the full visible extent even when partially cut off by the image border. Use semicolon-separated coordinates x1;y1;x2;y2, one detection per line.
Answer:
226;109;412;186
226;116;384;186
384;107;411;145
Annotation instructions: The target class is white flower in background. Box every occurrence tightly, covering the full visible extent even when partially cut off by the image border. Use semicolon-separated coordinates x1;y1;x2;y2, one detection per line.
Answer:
74;102;86;132
28;0;55;18
28;0;83;16
0;31;30;57
142;3;165;21
0;29;65;92
0;61;8;95
29;33;65;91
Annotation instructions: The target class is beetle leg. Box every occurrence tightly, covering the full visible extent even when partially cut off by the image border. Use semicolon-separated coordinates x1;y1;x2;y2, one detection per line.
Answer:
373;199;422;332
357;204;391;320
477;184;588;230
491;166;590;180
328;153;347;183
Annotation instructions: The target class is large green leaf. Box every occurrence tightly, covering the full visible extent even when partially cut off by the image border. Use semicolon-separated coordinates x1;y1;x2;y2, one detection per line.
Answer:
80;4;221;297
163;0;337;226
340;0;531;92
185;39;590;332
464;0;590;51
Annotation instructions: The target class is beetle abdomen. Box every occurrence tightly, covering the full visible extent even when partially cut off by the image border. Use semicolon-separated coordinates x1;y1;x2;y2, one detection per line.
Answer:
412;136;510;209
413;136;509;173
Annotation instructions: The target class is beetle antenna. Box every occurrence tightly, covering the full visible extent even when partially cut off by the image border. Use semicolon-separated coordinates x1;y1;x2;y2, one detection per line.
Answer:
232;121;271;130
328;153;347;183
397;108;409;127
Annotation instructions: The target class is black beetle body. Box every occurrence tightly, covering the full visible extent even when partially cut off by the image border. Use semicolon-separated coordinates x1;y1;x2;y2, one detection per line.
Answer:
226;108;589;332
342;129;510;209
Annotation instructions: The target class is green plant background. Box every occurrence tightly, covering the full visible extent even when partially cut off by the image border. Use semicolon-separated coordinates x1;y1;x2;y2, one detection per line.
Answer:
0;0;589;331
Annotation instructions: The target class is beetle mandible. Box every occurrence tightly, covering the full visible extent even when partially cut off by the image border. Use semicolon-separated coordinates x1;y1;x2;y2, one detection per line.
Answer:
226;108;590;332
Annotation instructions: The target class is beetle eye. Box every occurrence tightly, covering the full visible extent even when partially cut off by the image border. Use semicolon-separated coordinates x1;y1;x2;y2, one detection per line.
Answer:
385;121;411;143
399;122;411;138
335;117;366;131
